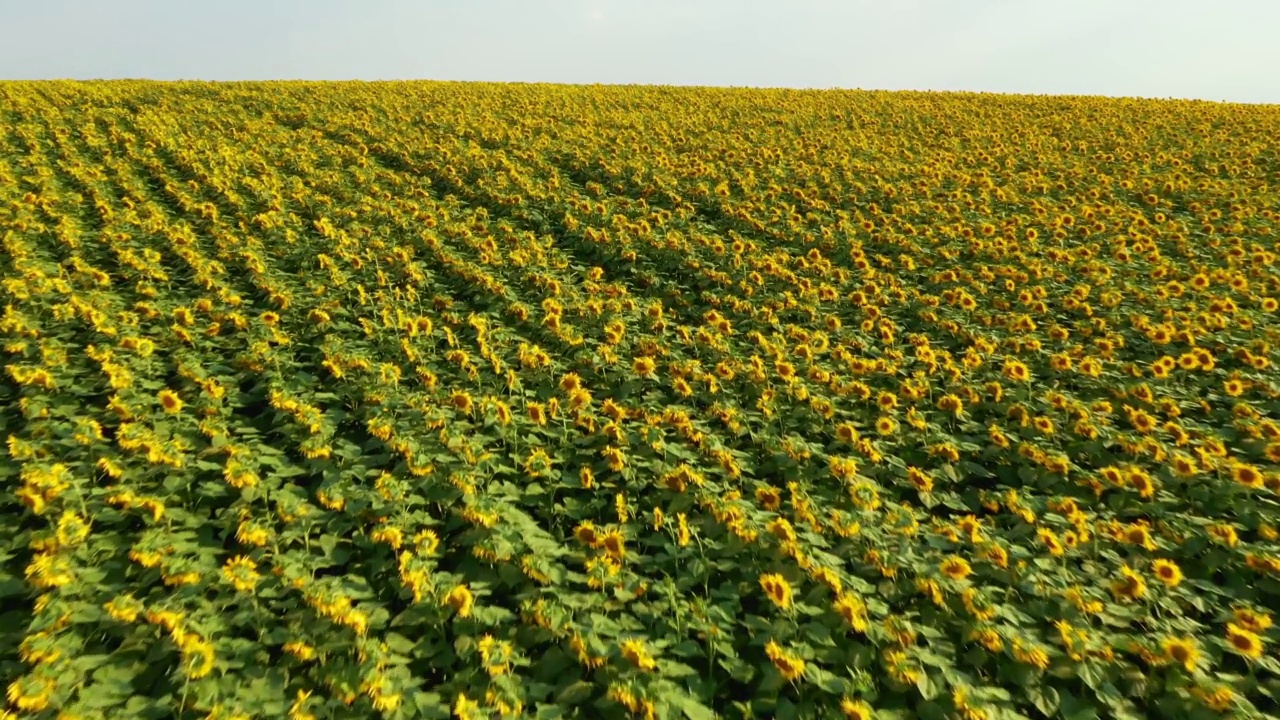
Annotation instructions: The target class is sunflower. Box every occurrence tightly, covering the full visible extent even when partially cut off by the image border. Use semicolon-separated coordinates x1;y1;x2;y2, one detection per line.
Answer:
1078;357;1103;377
1152;559;1183;587
1225;623;1264;659
602;446;627;472
875;416;898;436
283;640;317;662
764;640;805;682
443;584;474;617
954;515;984;543
940;556;972;581
936;394;963;416
1193;683;1236;712
988;425;1010;448
236;520;270;547
755;485;782;510
775;360;796;380
1233;608;1273;632
906;467;933;493
833;592;869;632
574;521;600;547
449;391;473;414
94;584;143;621
1127;408;1157;433
527;402;548;425
969;627;1004;652
1162;636;1199;672
5;675;53;713
1002;359;1030;382
180;634;217;679
522;448;553;478
835;423;859;443
1170;454;1198;477
620;638;657;671
1209;524;1239;547
1127;468;1156;498
601;530;626;560
676;513;692;547
1026;525;1062;555
157;389;184;414
759;573;794;610
632;356;656;377
1110;565;1147;602
1231;463;1264;488
840;698;874;720
221;555;261;593
454;693;482;720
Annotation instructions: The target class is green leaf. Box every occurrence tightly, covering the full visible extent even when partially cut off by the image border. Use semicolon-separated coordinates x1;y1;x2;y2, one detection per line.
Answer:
1060;690;1100;720
556;681;595;705
914;700;947;720
454;635;475;656
916;671;939;699
660;660;699;678
675;694;717;720
0;577;27;599
669;639;701;657
74;654;114;672
413;692;451;719
1027;685;1060;717
384;632;416;655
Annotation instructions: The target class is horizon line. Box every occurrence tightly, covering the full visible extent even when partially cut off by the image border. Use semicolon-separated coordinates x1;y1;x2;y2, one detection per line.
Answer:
3;77;1276;107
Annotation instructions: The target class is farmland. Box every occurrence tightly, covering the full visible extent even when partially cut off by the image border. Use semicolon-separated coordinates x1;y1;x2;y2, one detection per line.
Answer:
1;80;1279;719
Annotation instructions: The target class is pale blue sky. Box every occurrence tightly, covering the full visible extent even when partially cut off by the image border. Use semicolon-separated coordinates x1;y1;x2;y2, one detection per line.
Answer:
1;0;1277;103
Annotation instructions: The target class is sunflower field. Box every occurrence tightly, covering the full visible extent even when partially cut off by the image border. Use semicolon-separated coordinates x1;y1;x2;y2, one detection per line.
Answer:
1;80;1279;720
